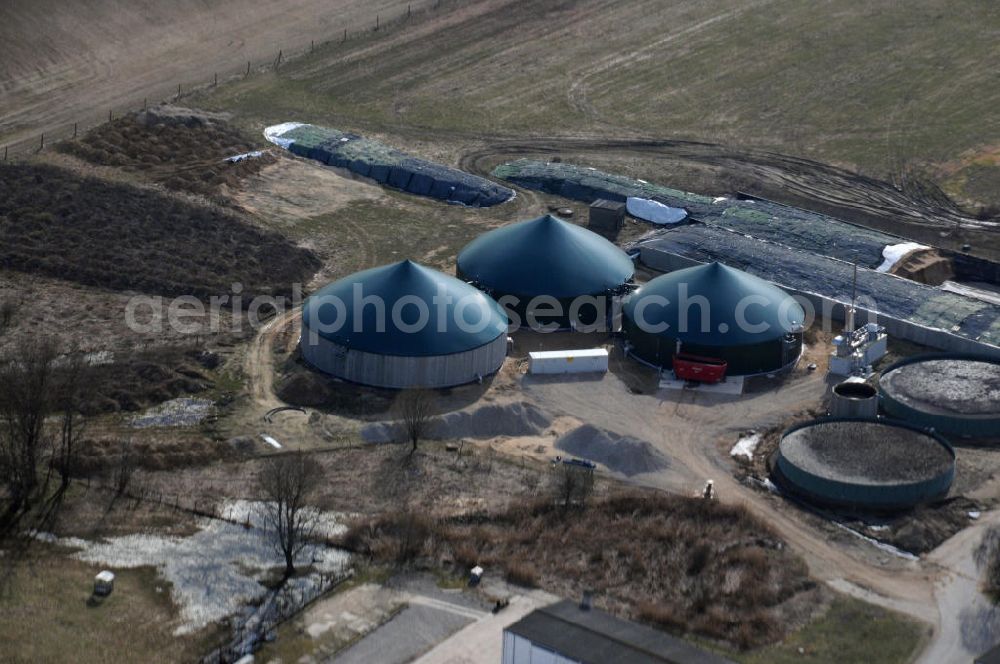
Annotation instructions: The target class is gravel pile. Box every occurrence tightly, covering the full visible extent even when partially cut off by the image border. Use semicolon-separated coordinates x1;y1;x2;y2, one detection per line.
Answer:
361;401;551;443
780;420;953;485
555;424;668;477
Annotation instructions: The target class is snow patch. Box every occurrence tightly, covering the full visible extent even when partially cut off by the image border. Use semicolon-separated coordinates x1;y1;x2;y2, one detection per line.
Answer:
877;242;928;273
730;432;761;462
54;500;350;635
263;122;304;149
131;398;214;428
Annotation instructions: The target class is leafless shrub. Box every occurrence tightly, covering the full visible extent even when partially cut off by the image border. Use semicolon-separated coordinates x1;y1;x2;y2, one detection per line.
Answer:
343;490;810;649
551;462;594;509
112;438;136;498
393;388;437;455
505;560;539;587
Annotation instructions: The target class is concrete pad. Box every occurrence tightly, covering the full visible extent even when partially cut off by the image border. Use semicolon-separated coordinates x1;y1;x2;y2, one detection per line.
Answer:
659;375;744;395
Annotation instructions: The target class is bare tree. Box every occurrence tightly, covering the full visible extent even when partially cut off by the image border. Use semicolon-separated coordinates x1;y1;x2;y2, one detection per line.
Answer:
0;338;59;530
394;388;436;455
257;452;322;578
51;351;88;492
112;438;136;498
551;462;595;510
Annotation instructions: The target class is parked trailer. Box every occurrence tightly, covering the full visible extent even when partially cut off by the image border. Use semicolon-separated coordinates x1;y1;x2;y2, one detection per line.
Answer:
673;353;728;383
528;349;609;375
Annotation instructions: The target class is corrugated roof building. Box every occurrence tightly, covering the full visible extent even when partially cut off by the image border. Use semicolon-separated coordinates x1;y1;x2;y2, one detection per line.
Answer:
503;599;734;664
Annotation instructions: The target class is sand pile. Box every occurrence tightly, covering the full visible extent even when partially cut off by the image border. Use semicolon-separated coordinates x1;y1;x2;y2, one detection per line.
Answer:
555;424;668;477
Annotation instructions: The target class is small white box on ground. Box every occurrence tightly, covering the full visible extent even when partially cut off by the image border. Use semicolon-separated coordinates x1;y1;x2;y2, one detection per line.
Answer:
528;349;609;375
94;570;115;596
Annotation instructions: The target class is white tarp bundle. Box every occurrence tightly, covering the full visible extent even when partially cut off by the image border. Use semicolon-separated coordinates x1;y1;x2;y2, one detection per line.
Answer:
626;197;688;225
877;242;928;273
263;122;304;149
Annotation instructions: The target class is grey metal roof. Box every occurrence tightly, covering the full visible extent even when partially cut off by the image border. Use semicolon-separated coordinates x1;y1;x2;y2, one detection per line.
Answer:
301;260;508;356
623;261;804;346
457;215;635;298
505;600;734;664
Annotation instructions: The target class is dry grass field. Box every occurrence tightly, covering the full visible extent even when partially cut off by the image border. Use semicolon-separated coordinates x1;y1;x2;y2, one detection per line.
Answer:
0;0;425;146
1;552;221;664
0;162;319;301
197;0;1000;211
345;491;817;649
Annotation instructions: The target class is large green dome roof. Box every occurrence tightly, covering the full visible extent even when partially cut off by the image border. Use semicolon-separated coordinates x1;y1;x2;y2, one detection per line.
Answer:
623;262;804;345
302;260;508;356
456;215;634;298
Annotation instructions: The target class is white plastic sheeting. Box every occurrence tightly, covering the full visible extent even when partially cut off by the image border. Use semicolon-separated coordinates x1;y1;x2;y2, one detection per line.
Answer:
225;150;265;163
877;242;928;273
626;197;688;225
263;122;304;149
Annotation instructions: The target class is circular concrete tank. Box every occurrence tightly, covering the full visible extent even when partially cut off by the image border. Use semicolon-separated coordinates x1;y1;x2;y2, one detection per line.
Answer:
773;418;955;510
879;353;1000;438
830;382;879;419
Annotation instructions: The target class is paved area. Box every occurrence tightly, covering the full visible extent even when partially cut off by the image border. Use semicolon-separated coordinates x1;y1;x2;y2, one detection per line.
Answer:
413;590;559;664
330;603;476;664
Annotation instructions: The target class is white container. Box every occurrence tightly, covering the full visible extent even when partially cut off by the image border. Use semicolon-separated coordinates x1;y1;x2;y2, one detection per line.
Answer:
94;570;115;596
528;349;609;375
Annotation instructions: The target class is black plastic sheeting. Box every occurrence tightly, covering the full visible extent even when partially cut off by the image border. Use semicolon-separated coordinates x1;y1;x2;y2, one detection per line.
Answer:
495;159;898;269
642;224;1000;348
281;125;514;207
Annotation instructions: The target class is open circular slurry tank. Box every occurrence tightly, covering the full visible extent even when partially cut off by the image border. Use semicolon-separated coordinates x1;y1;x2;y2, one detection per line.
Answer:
879;354;1000;438
774;418;955;510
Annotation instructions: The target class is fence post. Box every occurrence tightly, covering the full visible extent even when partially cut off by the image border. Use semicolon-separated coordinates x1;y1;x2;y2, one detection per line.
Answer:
246;60;251;77
3;146;6;161
277;49;282;67
73;122;78;138
39;133;44;150
109;109;113;123
311;39;314;52
143;97;147;110
214;72;218;87
343;27;347;42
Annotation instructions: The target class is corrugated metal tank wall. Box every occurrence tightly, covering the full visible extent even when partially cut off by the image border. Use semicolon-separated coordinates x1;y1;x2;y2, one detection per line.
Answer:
300;333;507;389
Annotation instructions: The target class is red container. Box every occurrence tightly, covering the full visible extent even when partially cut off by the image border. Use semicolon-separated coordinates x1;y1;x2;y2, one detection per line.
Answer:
672;353;728;383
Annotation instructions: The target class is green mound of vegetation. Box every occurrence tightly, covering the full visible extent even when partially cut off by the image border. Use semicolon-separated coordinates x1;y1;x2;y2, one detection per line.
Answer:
0;163;319;301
